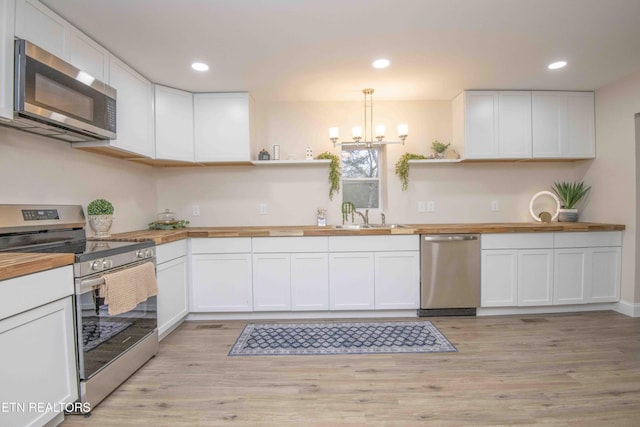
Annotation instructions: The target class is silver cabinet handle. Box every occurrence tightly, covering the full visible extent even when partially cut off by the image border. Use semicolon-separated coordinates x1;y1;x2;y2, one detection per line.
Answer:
423;235;478;242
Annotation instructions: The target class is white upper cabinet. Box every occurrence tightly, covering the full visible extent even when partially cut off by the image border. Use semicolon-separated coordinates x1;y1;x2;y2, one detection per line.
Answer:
0;0;15;120
453;91;532;159
194;92;256;163
532;91;595;159
15;0;66;58
154;85;194;162
104;56;155;157
66;27;109;82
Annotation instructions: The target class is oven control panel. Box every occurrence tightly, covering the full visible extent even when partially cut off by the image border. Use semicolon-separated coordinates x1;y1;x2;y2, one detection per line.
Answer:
21;209;60;221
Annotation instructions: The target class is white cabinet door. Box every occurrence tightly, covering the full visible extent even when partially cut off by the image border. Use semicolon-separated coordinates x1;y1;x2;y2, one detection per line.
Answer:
374;251;419;309
518;249;553;306
553;248;587;304
291;253;329;311
589;247;621;303
329;252;375;310
15;0;67;58
193;92;254;162
66;27;109;82
107;56;154;157
154;85;194;162
191;253;252;312
532;91;595;159
0;297;78;427
157;256;188;338
464;91;499;159
0;0;15;120
498;91;532;158
481;250;518;307
252;253;291;311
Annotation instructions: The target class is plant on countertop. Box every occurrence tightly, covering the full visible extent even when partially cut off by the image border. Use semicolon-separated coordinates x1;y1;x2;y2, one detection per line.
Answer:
551;181;591;209
395;153;428;191
87;199;114;216
148;219;190;230
316;151;341;200
431;140;451;155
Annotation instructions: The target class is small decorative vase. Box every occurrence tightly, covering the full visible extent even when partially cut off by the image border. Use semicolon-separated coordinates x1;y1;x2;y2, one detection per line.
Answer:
88;215;113;237
557;208;579;222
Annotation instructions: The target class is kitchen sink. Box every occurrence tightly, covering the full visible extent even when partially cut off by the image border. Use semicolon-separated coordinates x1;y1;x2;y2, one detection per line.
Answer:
332;224;371;230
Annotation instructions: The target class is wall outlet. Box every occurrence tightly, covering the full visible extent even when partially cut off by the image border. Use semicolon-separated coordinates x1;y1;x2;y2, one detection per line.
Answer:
491;200;500;211
192;205;200;216
259;203;268;215
427;201;436;213
418;201;426;213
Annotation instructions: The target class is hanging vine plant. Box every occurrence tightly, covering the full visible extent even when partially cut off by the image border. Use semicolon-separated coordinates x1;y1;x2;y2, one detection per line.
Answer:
395;153;428;191
316;151;341;200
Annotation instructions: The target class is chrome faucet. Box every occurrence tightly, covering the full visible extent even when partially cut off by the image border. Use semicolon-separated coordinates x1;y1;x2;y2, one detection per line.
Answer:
355;209;369;225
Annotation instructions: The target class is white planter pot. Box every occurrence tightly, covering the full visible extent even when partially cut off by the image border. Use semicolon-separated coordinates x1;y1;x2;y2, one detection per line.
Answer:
558;208;579;222
88;215;113;237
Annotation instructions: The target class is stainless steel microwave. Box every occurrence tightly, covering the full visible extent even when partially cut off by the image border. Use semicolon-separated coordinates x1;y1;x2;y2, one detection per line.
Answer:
6;39;117;142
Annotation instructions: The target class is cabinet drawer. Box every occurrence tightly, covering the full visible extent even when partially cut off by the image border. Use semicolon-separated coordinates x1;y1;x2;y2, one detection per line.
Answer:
190;237;251;254
0;266;73;320
329;235;418;252
156;240;187;264
252;237;328;253
481;233;553;249
554;231;622;248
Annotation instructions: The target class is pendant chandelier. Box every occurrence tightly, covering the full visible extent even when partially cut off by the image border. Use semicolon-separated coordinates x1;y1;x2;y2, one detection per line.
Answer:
329;88;408;148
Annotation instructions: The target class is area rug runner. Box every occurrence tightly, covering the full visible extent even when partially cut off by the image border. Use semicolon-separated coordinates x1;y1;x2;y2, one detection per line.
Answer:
228;321;457;356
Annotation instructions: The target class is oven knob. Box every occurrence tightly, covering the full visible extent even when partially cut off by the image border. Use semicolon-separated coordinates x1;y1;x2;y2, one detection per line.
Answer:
145;249;153;258
136;250;145;259
102;259;112;269
90;260;102;271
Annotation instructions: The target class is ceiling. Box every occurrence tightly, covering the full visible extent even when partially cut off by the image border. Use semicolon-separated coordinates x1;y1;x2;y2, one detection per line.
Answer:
42;0;640;102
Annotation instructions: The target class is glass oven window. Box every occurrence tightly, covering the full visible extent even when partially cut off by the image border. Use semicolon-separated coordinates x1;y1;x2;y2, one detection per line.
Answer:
77;290;157;379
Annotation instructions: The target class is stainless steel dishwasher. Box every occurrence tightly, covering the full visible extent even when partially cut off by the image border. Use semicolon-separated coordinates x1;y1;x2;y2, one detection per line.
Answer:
418;234;480;316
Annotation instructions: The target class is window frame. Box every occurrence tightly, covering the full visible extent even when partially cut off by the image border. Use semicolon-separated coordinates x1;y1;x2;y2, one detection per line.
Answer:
340;146;383;211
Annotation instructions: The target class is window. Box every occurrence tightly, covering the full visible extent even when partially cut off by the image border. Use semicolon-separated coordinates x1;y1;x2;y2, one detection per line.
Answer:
341;148;381;209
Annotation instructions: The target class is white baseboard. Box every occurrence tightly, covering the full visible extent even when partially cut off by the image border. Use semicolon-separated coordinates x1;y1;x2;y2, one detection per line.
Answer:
186;310;418;321
615;300;640;317
477;303;617;317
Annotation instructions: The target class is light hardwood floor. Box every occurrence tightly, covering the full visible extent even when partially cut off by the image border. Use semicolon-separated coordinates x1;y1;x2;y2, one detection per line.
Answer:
61;311;640;426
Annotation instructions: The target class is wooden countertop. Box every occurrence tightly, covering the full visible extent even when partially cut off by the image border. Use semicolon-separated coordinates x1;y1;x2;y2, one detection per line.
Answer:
0;253;75;281
103;222;626;245
1;221;624;282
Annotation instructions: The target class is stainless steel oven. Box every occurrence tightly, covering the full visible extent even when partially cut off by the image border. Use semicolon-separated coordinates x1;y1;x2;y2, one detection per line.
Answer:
0;204;158;411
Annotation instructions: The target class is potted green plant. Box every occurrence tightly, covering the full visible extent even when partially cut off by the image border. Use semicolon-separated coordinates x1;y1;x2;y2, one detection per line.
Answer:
551;181;591;222
395;153;428;191
87;198;114;237
431;140;451;159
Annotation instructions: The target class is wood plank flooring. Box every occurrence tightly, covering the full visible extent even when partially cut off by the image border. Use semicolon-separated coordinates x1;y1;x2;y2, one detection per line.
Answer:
61;311;640;426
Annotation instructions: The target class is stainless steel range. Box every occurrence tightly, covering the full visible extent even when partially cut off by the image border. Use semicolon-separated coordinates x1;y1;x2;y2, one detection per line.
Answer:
0;204;158;410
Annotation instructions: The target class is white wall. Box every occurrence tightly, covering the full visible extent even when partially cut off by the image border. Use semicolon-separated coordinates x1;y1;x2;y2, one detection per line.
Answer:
585;68;640;307
157;99;590;226
0;127;157;235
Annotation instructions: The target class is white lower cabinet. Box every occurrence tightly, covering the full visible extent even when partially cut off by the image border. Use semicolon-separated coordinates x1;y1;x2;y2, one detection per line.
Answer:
291;253;329;311
482;232;622;308
0;266;77;427
374;251;420;309
329;252;375;310
190;238;253;312
156;241;188;338
517;250;553;306
252;253;291;311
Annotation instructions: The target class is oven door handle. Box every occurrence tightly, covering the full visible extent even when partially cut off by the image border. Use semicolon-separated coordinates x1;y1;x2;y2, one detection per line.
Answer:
79;277;105;294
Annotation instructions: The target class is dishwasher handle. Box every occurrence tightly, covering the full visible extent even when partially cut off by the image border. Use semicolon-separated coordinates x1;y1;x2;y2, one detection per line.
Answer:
423;235;479;242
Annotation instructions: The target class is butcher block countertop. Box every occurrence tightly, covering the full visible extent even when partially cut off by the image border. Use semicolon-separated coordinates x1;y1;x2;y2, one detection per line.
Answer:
1;222;625;281
104;222;625;245
0;253;75;281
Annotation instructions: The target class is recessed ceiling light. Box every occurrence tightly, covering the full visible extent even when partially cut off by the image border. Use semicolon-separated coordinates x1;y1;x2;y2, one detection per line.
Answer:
191;62;209;72
372;58;390;69
548;61;567;70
